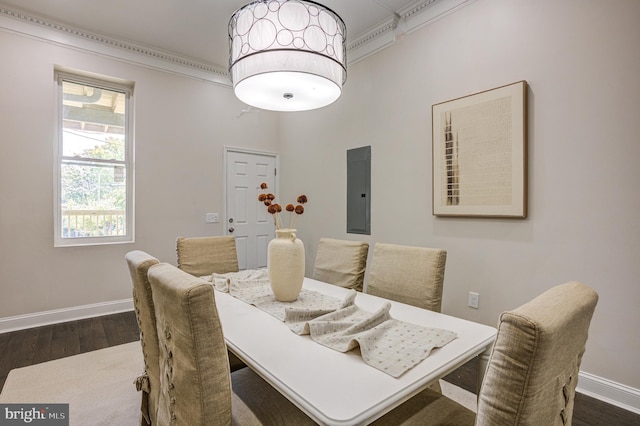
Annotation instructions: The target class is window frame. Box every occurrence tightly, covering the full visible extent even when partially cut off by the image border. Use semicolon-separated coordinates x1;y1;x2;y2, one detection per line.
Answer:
54;70;135;247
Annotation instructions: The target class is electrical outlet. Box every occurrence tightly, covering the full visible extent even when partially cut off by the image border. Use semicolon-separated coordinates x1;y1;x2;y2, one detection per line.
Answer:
205;213;219;223
468;292;479;309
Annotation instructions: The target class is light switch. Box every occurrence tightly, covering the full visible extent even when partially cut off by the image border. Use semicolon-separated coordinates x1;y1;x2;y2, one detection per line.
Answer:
206;213;219;223
468;292;479;309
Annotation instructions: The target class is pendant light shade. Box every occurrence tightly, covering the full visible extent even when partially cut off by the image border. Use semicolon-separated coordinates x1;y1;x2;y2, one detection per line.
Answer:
229;0;347;112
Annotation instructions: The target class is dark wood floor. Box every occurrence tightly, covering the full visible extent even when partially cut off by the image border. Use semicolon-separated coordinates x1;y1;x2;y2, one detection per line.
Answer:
0;311;140;391
1;312;639;425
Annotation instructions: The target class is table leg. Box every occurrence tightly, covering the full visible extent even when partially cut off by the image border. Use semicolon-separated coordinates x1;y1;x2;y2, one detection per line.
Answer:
477;343;493;395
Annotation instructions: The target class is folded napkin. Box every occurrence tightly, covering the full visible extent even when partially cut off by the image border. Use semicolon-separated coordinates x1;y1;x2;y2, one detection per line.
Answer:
285;302;457;377
281;291;357;333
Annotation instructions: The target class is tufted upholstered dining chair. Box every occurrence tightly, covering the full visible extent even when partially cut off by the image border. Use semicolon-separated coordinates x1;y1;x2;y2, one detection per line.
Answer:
125;250;161;426
147;262;316;425
372;281;599;426
312;238;369;291
176;236;239;278
365;243;447;313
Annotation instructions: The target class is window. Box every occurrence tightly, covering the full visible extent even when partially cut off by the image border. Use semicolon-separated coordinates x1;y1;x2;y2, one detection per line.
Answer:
54;70;134;246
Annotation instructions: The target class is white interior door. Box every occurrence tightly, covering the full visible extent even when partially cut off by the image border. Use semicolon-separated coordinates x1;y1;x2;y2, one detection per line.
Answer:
225;148;277;270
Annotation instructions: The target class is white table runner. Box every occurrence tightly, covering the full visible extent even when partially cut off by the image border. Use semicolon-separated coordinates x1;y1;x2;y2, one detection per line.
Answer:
212;270;457;377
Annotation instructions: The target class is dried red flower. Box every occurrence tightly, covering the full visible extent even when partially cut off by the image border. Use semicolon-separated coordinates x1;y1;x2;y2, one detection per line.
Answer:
257;189;308;229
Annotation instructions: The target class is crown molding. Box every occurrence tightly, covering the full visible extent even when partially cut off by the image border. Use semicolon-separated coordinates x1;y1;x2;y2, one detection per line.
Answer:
0;0;476;82
347;14;400;65
400;0;478;34
346;0;475;65
0;6;231;86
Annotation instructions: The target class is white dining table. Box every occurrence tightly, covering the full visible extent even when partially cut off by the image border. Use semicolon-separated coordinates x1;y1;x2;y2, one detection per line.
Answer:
213;277;496;426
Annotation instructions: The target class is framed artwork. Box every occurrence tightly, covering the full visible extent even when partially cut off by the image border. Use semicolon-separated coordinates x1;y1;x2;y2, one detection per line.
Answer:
432;81;528;218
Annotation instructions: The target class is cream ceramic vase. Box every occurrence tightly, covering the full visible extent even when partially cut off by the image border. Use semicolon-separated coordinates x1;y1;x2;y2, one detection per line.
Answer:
267;228;305;302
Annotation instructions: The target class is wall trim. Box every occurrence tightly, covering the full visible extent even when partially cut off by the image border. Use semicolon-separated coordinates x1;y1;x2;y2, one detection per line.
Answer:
347;0;477;65
347;15;399;65
0;299;134;334
0;6;230;86
400;0;477;34
578;372;640;415
0;1;478;78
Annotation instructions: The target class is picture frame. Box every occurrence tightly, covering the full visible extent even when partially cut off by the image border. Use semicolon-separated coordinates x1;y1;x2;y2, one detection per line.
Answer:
432;81;528;218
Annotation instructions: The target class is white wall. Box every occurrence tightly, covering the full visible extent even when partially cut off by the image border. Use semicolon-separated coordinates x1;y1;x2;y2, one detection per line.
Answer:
0;31;279;319
278;0;640;393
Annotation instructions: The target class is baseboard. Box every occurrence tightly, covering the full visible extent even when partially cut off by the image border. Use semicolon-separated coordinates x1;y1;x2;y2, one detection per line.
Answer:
0;299;134;334
578;371;640;415
2;301;638;416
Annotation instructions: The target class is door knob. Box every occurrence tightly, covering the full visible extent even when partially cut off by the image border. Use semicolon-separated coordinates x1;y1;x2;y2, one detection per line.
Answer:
228;227;235;233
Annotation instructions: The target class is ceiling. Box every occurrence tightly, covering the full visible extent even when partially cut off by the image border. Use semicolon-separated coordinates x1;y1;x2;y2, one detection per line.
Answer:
0;0;434;73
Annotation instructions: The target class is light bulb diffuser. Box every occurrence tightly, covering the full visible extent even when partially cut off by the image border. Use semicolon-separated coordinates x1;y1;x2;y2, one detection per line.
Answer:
229;0;347;112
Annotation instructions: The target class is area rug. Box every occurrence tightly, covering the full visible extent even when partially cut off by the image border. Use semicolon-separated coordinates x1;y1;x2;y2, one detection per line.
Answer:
440;380;477;413
0;342;142;426
1;341;476;425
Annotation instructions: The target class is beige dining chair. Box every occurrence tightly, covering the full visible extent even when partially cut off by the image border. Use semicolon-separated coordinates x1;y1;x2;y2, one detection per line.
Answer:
125;250;161;426
372;281;599;425
176;235;239;278
147;262;316;425
175;236;245;370
312;237;369;291
366;242;447;313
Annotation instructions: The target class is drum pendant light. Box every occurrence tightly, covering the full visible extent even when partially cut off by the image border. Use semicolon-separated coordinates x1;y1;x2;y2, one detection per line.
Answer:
229;0;347;112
